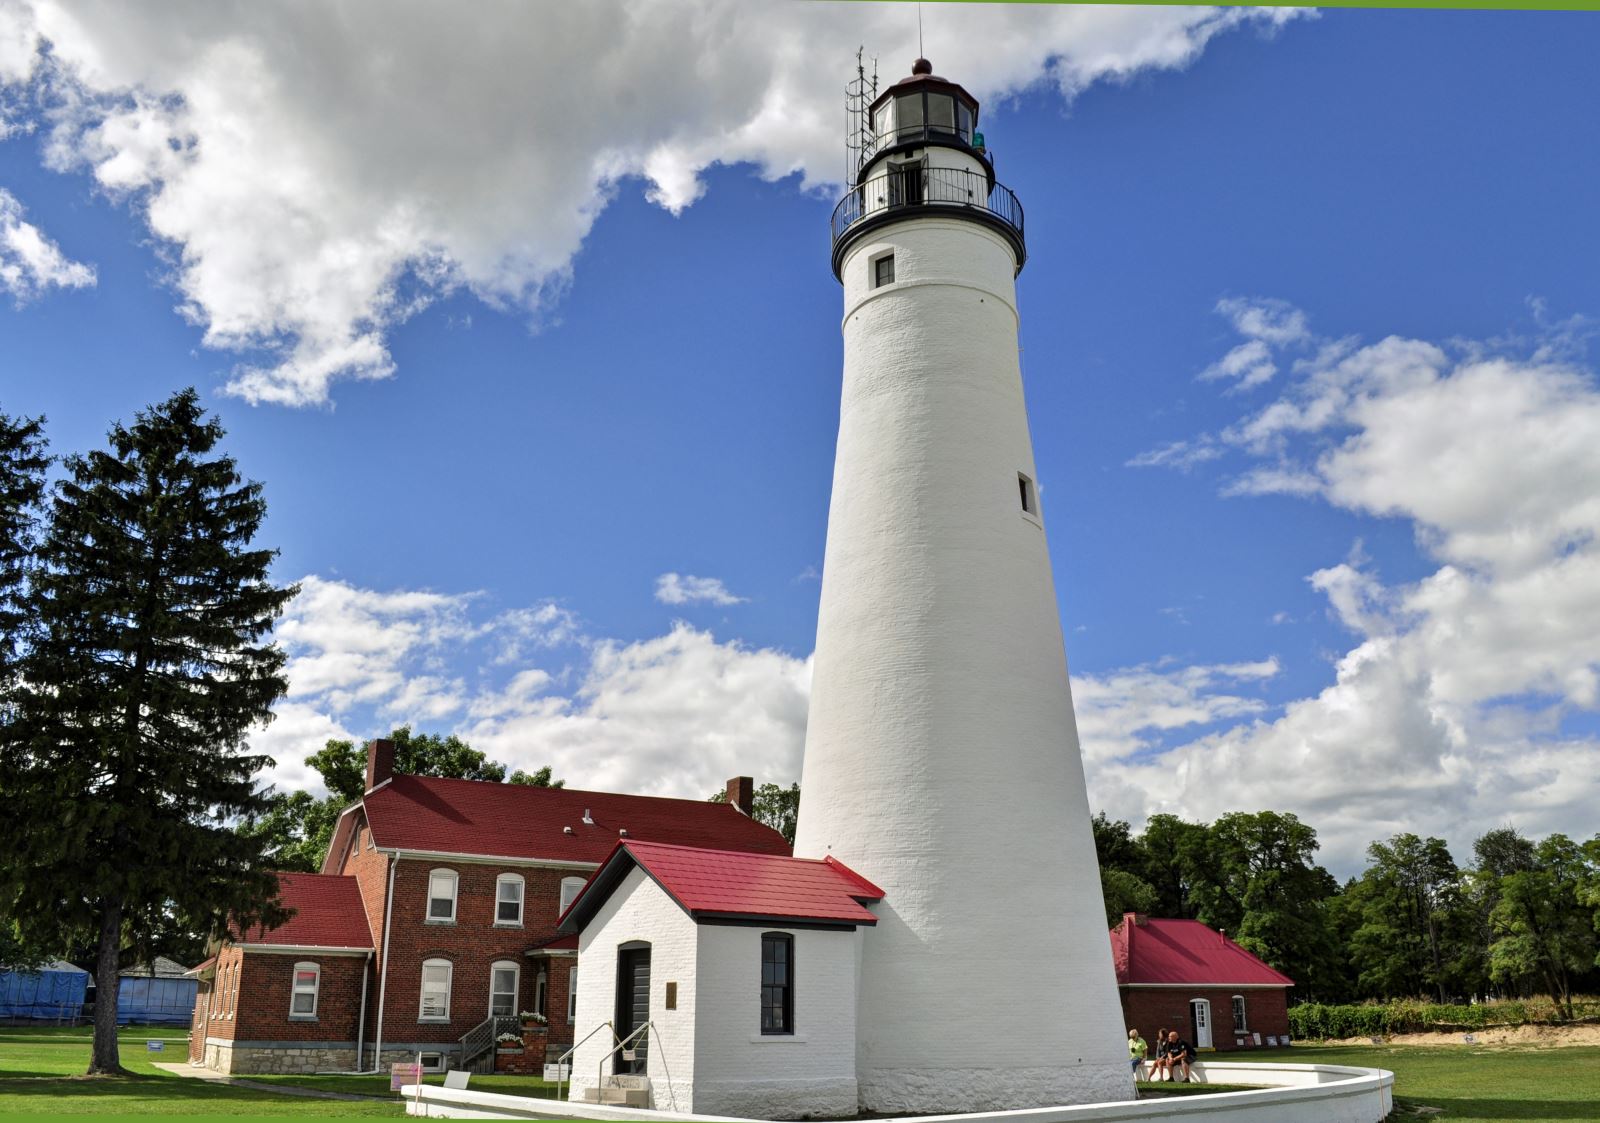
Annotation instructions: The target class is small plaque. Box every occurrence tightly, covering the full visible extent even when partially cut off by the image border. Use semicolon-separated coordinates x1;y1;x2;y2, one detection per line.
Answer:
665;982;677;1010
146;1040;164;1052
543;1063;571;1081
391;1061;422;1090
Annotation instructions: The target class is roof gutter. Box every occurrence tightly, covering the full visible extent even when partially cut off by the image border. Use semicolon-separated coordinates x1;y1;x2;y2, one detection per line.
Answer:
375;845;599;871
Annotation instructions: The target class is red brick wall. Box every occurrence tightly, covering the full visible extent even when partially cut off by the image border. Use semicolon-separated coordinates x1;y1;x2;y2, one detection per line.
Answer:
1119;987;1290;1051
234;952;369;1042
335;815;391;967
195;946;244;1044
372;859;591;1048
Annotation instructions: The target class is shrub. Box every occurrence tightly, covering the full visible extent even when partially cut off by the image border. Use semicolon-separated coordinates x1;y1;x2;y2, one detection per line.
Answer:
1288;997;1600;1039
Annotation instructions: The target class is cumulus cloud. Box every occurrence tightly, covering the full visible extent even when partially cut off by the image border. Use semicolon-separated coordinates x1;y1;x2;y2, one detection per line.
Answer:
0;0;1304;405
1101;302;1600;871
1072;658;1280;765
655;572;746;606
0;187;95;301
254;574;806;799
1197;297;1311;391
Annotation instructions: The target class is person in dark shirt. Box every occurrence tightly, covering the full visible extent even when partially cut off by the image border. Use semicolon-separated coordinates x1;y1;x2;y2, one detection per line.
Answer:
1166;1030;1197;1081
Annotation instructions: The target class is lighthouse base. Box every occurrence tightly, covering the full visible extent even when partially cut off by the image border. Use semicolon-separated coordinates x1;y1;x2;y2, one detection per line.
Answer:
858;1062;1133;1114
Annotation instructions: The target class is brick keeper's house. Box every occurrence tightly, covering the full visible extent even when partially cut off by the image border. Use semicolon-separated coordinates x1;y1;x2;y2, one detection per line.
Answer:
186;739;789;1075
1110;912;1294;1052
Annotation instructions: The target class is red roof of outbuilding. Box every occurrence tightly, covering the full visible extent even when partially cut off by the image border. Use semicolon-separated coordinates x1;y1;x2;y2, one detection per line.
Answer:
235;873;374;950
1110;915;1293;987
355;775;791;865
560;840;883;932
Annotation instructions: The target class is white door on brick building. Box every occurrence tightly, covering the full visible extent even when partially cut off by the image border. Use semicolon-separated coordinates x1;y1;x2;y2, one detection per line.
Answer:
1189;998;1212;1049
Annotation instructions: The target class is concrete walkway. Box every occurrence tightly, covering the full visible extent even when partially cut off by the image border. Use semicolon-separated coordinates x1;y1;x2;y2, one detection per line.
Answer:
152;1062;386;1101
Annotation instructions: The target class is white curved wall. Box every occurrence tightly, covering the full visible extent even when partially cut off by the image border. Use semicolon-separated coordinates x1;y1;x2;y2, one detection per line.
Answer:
794;214;1128;1111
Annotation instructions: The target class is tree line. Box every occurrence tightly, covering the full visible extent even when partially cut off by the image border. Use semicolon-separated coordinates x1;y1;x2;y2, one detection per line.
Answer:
1092;810;1600;1015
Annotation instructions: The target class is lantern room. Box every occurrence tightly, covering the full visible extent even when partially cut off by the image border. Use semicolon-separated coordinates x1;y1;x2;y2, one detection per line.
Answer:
862;58;984;178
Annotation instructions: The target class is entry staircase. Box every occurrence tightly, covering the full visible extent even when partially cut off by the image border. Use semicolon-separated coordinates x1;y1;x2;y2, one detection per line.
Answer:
557;1020;670;1110
458;1014;524;1074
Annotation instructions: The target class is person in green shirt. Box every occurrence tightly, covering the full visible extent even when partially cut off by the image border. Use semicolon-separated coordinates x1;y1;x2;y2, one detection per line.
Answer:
1127;1028;1149;1078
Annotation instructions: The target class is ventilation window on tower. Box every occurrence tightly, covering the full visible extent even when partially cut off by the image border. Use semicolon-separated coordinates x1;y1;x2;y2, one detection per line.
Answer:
1018;473;1037;516
874;253;896;288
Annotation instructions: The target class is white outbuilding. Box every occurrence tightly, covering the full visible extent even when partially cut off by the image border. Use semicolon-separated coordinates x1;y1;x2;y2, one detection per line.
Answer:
557;839;882;1119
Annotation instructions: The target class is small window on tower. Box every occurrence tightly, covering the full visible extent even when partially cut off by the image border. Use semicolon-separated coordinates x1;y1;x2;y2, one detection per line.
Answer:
1018;473;1037;515
874;254;895;288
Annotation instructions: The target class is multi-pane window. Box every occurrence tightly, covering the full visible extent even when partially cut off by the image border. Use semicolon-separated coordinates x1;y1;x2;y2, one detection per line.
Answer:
760;933;794;1035
496;874;524;925
489;961;519;1017
1232;994;1248;1032
420;959;452;1021
427;869;458;922
558;876;586;917
567;966;579;1024
874;254;895;288
290;962;320;1018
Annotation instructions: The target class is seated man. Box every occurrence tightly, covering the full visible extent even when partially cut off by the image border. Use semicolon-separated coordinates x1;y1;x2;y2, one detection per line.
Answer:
1166;1031;1198;1082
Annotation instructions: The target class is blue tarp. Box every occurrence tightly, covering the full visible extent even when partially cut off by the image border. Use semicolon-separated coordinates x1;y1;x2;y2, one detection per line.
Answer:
115;975;198;1026
0;960;89;1020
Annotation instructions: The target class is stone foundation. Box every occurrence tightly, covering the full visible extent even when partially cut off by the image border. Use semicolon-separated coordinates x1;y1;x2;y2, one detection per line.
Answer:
203;1039;359;1074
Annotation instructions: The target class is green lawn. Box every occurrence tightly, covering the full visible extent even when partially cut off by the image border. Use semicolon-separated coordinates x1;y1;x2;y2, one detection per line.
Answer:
1238;1043;1600;1121
4;1028;1598;1119
0;1027;397;1116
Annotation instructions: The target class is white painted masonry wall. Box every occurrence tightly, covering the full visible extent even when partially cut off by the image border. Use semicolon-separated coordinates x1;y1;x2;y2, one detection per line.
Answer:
569;868;697;1112
794;208;1129;1111
690;925;861;1119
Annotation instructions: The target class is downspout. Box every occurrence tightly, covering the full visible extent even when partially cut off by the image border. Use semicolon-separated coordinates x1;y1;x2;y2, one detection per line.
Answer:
355;949;372;1072
372;851;398;1069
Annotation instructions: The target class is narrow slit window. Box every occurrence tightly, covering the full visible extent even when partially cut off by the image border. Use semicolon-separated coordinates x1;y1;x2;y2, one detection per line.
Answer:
1018;473;1037;515
760;933;794;1035
874;254;895;288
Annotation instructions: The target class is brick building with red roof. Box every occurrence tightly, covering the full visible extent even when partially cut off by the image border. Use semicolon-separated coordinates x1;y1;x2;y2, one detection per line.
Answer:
1109;912;1294;1052
188;740;788;1075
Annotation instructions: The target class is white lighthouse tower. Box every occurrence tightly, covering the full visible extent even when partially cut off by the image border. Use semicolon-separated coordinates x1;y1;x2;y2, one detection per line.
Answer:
794;59;1130;1111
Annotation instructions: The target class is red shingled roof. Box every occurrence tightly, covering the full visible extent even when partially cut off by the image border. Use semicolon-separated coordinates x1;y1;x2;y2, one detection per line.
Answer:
236;873;373;949
1110;915;1293;987
560;840;883;931
359;774;791;863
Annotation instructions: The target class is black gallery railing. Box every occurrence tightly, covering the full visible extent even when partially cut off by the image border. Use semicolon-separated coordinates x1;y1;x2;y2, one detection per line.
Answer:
830;166;1024;255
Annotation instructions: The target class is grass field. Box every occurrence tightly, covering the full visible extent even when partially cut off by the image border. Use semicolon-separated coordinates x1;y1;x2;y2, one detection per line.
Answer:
3;1027;1598;1119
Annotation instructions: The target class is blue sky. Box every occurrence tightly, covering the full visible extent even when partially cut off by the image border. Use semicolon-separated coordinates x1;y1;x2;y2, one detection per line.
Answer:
3;3;1598;874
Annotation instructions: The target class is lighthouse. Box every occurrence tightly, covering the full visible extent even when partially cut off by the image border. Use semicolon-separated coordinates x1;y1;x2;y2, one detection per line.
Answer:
793;59;1131;1111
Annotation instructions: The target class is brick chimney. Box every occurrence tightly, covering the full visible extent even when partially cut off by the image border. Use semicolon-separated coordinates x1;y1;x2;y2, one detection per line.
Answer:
725;776;754;816
366;738;396;792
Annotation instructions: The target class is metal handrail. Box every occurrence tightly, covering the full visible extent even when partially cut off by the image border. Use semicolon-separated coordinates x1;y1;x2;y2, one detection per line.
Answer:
596;1018;652;1095
458;1013;523;1072
556;1020;617;1104
830;166;1024;261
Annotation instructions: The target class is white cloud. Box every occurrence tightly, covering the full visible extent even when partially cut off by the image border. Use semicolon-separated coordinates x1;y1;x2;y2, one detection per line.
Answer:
1095;304;1600;872
0;187;95;301
1;0;1304;405
254;575;806;799
1072;658;1280;765
1197;298;1311;391
655;572;747;606
1125;436;1222;471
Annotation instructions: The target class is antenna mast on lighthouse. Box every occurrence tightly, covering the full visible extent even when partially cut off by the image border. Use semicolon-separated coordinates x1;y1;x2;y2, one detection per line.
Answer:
844;47;878;182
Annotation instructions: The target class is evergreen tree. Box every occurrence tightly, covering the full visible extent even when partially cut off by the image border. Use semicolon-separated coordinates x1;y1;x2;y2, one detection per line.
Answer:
0;390;295;1075
0;409;49;678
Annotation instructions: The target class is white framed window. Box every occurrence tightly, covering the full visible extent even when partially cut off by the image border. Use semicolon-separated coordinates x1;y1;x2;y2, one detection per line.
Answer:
558;876;586;916
418;1051;445;1073
420;958;453;1022
567;965;578;1024
290;961;320;1019
427;868;458;922
495;873;525;926
1232;994;1248;1032
489;960;520;1017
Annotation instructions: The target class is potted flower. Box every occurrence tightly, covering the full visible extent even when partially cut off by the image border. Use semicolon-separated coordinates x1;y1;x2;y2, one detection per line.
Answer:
519;1010;548;1029
496;1031;524;1053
